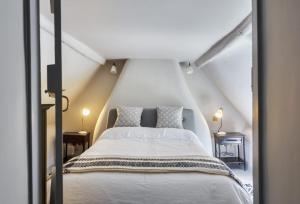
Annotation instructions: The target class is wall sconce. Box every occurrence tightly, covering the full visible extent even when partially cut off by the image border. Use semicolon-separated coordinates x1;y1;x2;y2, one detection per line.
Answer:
213;107;225;134
186;62;194;75
110;63;118;74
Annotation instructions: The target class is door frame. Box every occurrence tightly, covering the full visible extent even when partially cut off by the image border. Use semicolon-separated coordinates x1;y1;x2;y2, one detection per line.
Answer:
24;0;264;203
24;0;43;203
252;0;263;203
24;0;63;203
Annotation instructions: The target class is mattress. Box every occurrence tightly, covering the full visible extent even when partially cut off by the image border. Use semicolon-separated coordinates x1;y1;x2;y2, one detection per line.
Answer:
63;127;252;204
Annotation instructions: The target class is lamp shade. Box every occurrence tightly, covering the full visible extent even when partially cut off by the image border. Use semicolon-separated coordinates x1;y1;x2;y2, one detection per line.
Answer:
110;63;118;74
213;107;223;121
82;108;90;117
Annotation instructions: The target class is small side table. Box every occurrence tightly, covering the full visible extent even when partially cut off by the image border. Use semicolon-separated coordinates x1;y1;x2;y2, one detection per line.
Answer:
63;131;90;162
214;132;246;170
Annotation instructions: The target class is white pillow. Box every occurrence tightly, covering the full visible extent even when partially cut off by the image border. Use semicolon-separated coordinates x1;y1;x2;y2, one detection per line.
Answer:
114;106;143;127
156;106;183;129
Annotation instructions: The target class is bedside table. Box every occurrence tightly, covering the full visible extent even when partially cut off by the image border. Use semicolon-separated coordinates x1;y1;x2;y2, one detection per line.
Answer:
63;131;90;162
214;132;246;170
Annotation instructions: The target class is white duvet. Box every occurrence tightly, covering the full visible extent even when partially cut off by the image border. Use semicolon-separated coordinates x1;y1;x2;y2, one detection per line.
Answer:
64;127;252;204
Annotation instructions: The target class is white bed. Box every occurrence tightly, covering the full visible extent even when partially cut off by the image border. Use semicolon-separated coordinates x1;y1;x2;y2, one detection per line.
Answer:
63;127;252;204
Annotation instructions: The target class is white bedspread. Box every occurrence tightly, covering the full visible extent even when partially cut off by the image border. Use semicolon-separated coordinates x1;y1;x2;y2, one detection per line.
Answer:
63;127;252;204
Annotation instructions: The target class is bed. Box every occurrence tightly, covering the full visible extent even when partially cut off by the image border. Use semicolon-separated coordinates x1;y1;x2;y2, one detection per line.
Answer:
63;109;252;204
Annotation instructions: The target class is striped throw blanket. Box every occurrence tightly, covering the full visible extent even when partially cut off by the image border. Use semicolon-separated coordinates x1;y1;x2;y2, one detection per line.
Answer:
63;155;245;190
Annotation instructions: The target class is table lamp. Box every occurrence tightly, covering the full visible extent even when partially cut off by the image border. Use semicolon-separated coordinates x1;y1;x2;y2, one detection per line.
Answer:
79;108;90;134
212;107;226;135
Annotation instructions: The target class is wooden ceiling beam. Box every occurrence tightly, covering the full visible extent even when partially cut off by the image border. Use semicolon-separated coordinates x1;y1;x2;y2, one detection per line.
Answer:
193;13;252;69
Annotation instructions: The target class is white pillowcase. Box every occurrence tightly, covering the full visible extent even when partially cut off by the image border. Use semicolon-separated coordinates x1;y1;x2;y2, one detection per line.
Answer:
156;106;183;129
114;106;143;127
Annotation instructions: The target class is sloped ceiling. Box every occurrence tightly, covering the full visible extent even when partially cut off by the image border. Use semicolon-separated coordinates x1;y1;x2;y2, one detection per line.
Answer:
201;35;252;125
40;0;252;126
40;0;251;61
40;26;100;105
184;68;250;132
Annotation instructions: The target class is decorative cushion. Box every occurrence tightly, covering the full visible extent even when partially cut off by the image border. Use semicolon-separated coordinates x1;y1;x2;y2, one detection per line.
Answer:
114;106;143;127
156;106;183;129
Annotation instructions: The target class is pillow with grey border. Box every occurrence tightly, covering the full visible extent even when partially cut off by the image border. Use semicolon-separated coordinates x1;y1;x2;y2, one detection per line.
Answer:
156;106;183;129
114;106;143;127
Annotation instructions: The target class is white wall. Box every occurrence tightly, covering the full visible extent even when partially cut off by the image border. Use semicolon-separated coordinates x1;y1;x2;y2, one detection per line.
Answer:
93;59;212;153
40;27;100;107
0;0;28;203
63;62;123;144
184;69;249;132
188;34;253;171
40;27;102;168
260;0;300;203
184;68;252;170
202;36;252;125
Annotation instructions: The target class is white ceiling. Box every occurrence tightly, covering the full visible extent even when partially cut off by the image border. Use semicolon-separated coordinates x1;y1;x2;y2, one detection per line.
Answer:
41;0;251;61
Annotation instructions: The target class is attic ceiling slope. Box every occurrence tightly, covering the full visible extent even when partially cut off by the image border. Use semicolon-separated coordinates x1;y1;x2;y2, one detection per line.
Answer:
40;0;251;60
40;15;105;64
193;13;252;68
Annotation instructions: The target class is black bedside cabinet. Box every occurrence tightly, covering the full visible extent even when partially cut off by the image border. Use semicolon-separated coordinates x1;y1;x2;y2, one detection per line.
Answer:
214;132;246;170
63;131;90;162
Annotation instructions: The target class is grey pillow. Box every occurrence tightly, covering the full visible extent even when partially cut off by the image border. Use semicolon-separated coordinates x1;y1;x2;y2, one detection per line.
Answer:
114;106;143;127
156;106;183;129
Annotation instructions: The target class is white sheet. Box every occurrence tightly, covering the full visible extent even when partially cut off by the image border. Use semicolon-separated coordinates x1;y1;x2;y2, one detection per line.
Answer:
64;127;252;204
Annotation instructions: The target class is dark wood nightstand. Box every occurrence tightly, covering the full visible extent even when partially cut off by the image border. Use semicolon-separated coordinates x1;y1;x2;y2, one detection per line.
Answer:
63;131;90;162
214;132;246;170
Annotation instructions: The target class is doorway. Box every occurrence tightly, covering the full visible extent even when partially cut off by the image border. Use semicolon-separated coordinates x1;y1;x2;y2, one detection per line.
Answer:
25;0;262;203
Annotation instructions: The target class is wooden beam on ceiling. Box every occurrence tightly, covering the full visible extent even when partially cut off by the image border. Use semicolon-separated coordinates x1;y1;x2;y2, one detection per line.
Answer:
193;13;252;69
